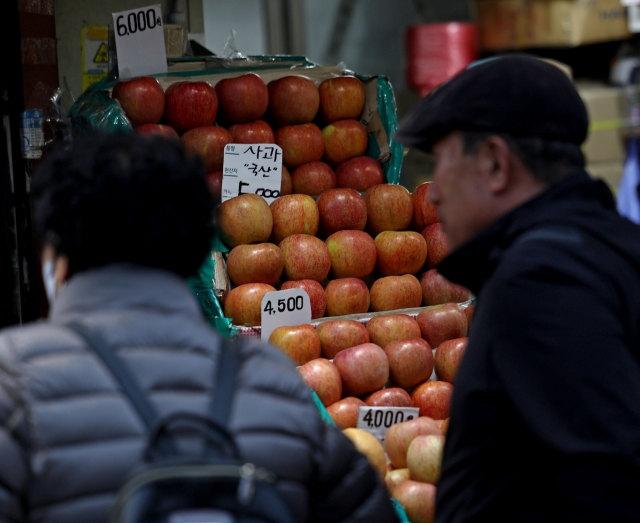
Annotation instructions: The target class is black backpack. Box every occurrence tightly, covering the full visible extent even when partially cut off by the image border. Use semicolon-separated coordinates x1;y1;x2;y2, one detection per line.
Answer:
68;322;297;523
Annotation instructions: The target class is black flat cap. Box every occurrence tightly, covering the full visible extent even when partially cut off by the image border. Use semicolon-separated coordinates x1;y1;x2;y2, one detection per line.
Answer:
394;54;589;152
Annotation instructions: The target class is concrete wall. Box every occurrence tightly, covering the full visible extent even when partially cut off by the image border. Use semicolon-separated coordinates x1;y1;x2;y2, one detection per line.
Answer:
202;0;267;56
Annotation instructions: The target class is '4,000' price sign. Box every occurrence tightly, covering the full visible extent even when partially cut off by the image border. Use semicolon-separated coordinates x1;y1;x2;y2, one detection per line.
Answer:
357;406;420;446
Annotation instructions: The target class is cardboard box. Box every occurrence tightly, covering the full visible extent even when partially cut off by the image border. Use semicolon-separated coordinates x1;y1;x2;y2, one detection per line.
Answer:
476;0;630;50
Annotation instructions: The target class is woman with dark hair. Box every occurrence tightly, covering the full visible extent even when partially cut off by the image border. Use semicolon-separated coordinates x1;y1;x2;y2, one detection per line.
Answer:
0;133;397;523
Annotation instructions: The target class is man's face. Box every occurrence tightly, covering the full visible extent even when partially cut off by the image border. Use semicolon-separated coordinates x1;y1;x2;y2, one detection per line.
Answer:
428;131;497;251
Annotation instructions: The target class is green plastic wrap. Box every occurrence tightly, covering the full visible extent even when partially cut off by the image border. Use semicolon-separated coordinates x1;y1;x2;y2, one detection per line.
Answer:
68;88;132;134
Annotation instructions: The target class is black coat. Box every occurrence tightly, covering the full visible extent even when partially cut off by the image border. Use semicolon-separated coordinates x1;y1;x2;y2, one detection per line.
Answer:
436;171;640;523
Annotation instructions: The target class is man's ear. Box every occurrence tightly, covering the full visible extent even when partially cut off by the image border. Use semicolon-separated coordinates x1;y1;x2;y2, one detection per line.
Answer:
477;136;512;195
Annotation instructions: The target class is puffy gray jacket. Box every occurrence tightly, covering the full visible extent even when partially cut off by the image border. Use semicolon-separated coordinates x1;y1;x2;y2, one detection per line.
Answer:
0;264;397;523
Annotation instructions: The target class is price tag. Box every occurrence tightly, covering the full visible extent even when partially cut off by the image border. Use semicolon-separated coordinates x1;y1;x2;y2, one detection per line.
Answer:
261;289;312;342
221;143;283;204
356;406;420;446
112;4;168;79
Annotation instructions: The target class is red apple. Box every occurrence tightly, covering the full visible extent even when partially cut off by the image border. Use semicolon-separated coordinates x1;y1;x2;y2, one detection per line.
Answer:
281;165;292;196
270;194;319;244
218;193;273;248
411;381;453;420
207;171;223;204
279;234;331;282
291;161;336;196
369;275;422;312
407;434;445;485
364;387;413;407
439;418;450;435
434;337;468;384
223;283;276;326
112;76;165;126
268;75;320;126
420;269;469;306
364;184;413;236
135;123;179;140
164;81;218;133
298;358;342;406
316;319;370;359
316;188;367;236
215;73;268;124
333;342;389;396
275;123;324;168
375;231;427;277
412;182;439;231
386;468;410;495
325;230;377;279
226;243;284;286
464;304;475;332
281;279;326;319
318;76;366;123
366;314;421;349
386;416;442;469
336;156;384;192
421;223;448;269
268;324;321;366
393;481;436;523
327;397;366;429
324;278;370;317
417;303;467;348
181;126;232;172
228;120;274;144
385;338;434;389
322;119;368;166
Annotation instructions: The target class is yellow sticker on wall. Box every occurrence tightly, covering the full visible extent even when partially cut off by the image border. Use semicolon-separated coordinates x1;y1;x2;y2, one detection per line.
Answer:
81;25;109;92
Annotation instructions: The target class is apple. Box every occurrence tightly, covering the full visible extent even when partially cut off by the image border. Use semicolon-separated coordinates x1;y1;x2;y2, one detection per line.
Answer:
393;480;436;523
268;324;321;366
385;468;410;494
386;416;442;469
280;165;292;196
411;380;453;420
135;123;179;140
223;283;276;326
407;434;445;485
416;303;467;348
112;76;165;126
434;337;468;384
227;243;284;286
268;75;320;126
281;279;326;319
364;387;413;407
419;269;469;306
181;126;233;172
375;231;427;277
464;304;475;331
164;81;218;134
412;182;439;231
207;171;223;204
298;358;342;406
275;123;324;168
270;194;319;244
366;314;421;349
325;230;376;279
333;342;389;396
335;156;384;192
327;397;366;429
316;188;367;236
369;275;422;312
364;184;413;236
385;338;434;389
316;319;370;359
322;119;368;166
291;161;336;196
438;418;450;435
342;428;387;481
217;193;273;248
279;234;331;282
228;120;274;144
324;278;370;317
215;73;268;124
318;76;366;123
421;223;448;268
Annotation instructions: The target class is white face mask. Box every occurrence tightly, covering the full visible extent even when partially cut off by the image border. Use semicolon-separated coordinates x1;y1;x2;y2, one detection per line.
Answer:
42;259;57;305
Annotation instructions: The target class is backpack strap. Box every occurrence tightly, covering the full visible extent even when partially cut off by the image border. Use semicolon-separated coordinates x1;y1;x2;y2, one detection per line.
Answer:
210;338;242;428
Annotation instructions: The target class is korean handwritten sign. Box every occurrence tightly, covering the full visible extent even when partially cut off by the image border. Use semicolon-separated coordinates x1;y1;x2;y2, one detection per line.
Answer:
221;143;283;204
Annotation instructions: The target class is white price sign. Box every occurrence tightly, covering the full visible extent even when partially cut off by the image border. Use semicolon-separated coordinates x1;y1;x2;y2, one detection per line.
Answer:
356;406;420;446
261;289;312;342
112;4;168;79
221;143;283;204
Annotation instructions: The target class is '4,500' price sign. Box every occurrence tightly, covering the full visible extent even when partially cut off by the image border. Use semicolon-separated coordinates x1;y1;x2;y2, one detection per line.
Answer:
260;289;311;342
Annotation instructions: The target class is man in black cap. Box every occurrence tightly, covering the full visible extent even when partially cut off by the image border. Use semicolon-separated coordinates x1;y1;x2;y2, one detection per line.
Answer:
395;55;640;522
